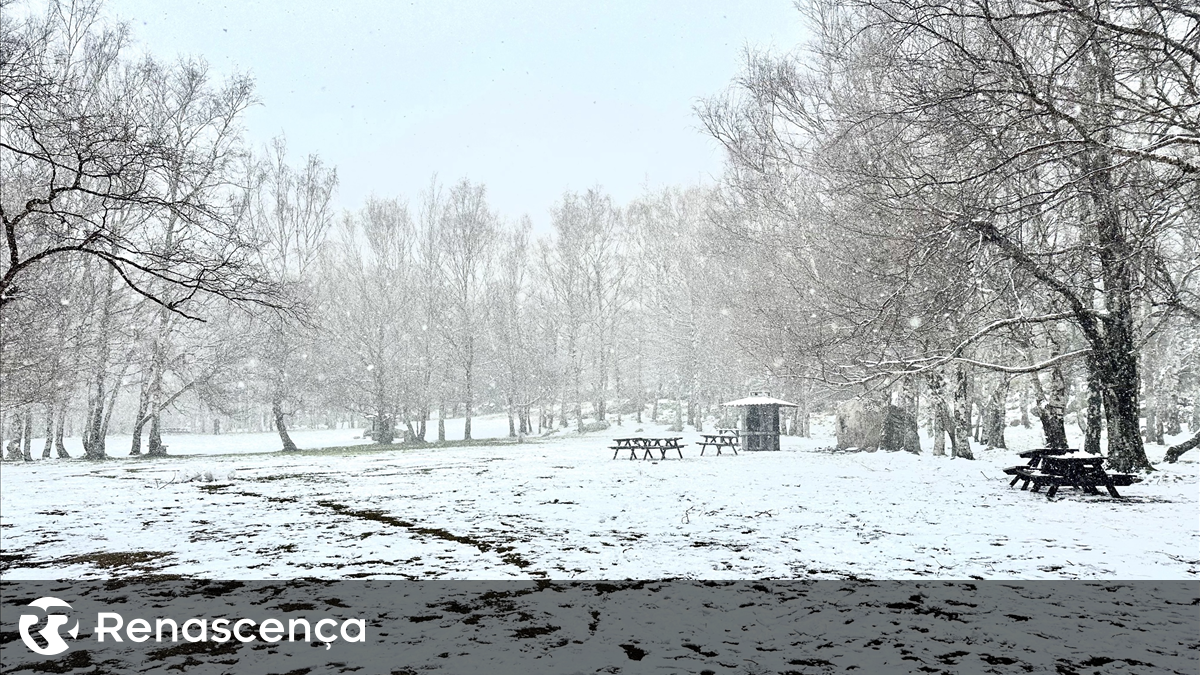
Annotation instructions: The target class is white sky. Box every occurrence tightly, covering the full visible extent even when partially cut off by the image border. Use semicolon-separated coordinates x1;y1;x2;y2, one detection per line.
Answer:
104;0;806;231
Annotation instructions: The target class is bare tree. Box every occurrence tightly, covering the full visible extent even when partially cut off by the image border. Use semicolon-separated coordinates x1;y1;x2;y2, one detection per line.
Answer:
438;179;495;441
323;197;418;444
542;193;594;431
252;138;336;452
128;55;257;456
489;216;534;437
0;0;276;318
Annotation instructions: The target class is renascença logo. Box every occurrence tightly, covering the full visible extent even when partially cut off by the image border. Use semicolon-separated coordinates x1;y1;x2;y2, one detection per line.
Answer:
18;597;80;656
14;597;367;656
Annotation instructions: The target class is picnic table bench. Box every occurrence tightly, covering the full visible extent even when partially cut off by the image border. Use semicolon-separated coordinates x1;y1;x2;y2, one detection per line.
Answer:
698;431;739;456
610;437;685;460
1003;448;1140;499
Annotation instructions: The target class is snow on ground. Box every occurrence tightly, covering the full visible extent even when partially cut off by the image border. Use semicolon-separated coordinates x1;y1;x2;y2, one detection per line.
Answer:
2;415;1196;581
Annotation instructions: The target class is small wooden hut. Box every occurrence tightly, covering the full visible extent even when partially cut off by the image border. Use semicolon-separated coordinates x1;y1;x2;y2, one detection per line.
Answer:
721;392;798;452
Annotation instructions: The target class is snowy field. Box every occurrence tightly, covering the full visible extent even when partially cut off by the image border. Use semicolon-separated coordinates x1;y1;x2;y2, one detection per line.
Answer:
2;415;1196;581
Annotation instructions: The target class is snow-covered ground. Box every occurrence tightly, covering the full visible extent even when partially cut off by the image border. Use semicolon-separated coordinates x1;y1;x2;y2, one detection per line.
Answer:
2;415;1196;580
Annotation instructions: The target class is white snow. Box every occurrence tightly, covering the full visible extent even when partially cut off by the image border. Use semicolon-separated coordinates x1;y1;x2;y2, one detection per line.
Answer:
2;416;1196;581
721;396;799;407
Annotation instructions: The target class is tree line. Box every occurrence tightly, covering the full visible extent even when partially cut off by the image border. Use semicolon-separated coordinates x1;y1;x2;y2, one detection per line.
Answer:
1;2;771;459
700;0;1199;470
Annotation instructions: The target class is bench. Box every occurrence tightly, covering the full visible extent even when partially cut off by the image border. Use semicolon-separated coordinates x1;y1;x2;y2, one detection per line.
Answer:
698;433;739;456
610;437;685;460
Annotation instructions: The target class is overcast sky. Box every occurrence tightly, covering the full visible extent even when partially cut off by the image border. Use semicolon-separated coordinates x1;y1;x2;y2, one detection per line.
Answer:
104;0;806;231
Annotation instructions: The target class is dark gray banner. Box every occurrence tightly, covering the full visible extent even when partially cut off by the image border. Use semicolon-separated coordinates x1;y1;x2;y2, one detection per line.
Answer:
2;581;1196;674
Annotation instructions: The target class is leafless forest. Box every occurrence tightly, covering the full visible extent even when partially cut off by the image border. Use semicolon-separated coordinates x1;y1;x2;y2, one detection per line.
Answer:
2;0;1197;473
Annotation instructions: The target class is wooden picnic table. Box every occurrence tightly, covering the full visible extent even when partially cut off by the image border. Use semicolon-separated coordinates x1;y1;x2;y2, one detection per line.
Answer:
1003;448;1140;499
610;437;685;460
698;432;739;456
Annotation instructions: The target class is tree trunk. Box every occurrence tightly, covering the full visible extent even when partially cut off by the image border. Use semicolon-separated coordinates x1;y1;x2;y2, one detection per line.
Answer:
926;371;952;456
130;376;152;456
5;413;21;460
1144;388;1161;445
507;394;516;438
273;398;298;452
82;262;116;460
1164;392;1181;436
972;402;983;443
373;403;395;444
614;357;623;427
130;412;148;455
1033;364;1070;450
799;397;811;437
950;366;974;459
596;343;608;423
1083;358;1103;454
21;410;34;461
899;377;920;453
1019;381;1031;428
1163;431;1199;464
147;415;167;456
1097;342;1152;472
463;393;473;441
573;360;583;433
54;402;69;458
96;362;126;446
982;377;1008;449
438;401;446;442
83;381;107;459
40;405;53;459
932;412;946;456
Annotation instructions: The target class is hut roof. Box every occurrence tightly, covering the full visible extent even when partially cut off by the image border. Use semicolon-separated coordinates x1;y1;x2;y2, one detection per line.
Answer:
721;396;799;408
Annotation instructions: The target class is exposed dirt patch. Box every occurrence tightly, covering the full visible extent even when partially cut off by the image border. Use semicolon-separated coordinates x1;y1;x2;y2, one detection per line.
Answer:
4;649;98;673
146;639;240;662
315;500;541;574
50;550;173;572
